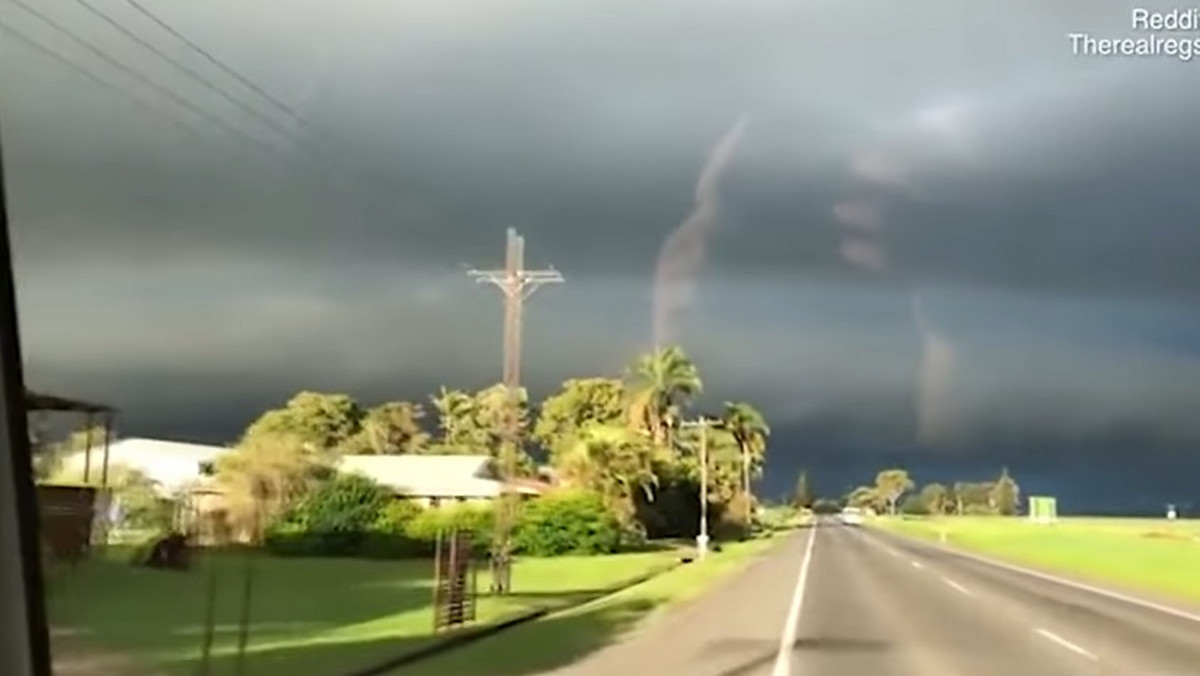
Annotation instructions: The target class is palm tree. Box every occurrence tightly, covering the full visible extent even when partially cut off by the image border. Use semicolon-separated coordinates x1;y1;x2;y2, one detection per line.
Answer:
430;387;479;451
356;401;429;454
625;345;703;449
722;401;770;523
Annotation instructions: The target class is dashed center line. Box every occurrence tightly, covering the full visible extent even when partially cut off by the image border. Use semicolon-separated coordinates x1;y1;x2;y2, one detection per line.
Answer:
940;577;974;597
1035;628;1099;661
910;560;924;569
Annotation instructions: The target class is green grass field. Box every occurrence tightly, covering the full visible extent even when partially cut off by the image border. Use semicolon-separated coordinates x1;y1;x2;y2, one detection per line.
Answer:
873;516;1200;605
46;548;686;676
396;535;782;676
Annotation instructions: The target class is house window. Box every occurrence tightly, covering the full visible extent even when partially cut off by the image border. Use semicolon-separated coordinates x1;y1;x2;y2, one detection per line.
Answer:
198;461;216;477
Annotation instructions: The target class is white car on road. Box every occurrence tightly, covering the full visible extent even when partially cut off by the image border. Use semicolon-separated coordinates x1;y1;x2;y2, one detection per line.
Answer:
839;506;865;526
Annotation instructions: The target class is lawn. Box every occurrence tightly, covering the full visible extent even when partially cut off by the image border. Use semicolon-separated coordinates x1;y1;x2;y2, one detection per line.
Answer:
395;535;782;676
873;515;1200;605
46;547;685;676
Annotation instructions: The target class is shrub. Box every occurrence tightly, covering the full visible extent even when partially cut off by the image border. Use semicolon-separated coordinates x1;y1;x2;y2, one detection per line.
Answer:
373;498;424;534
513;490;622;556
265;474;393;557
405;502;495;554
709;493;753;542
755;504;799;532
288;474;394;532
360;499;426;559
900;495;928;515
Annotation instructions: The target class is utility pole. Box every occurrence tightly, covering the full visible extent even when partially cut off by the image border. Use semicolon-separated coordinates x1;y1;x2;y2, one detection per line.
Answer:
680;416;720;560
467;228;562;594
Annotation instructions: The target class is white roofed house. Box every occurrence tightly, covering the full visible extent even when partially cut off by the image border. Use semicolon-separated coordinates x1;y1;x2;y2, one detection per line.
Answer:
53;437;233;541
336;454;550;507
56;437;228;498
54;439;552;543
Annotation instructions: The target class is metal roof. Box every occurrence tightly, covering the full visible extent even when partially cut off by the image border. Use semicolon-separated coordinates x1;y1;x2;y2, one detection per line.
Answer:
24;389;115;414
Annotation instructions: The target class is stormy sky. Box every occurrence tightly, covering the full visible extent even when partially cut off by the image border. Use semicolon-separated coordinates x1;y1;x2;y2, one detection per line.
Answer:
4;0;1199;510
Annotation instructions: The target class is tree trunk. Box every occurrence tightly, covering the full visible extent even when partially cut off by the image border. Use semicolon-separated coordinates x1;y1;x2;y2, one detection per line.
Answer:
741;444;751;524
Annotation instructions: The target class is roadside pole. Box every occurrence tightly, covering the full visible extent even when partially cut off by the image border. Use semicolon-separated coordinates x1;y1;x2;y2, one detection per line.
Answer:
681;417;719;560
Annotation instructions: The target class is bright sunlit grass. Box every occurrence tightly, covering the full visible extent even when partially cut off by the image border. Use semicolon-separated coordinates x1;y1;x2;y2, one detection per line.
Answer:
397;535;782;676
874;515;1200;604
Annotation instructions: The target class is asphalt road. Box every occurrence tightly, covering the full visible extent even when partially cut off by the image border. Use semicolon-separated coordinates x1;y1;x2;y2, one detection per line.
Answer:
546;520;1200;676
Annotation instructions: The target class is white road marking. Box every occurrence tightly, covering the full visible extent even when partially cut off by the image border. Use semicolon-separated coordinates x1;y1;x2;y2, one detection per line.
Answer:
910;560;924;569
1035;628;1099;661
941;576;974;597
771;527;818;676
875;529;1200;625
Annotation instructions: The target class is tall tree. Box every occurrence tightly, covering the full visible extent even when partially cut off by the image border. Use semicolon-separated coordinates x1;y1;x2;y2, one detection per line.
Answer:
625;345;702;447
216;431;330;543
846;485;882;510
674;424;742;503
474;383;530;448
244;391;363;453
952;481;996;514
554;424;658;529
792;470;813;509
533;378;626;458
345;401;430;455
873;469;915;515
429;387;487;453
721;401;770;516
918;482;950;515
991;468;1020;516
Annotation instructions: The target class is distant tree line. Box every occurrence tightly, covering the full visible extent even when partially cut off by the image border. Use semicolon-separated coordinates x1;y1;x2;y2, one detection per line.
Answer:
836;467;1022;516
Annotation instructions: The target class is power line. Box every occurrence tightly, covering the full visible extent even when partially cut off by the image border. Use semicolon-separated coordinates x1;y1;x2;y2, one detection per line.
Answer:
4;0;285;159
65;0;305;150
115;0;366;177
0;19;213;144
118;0;303;125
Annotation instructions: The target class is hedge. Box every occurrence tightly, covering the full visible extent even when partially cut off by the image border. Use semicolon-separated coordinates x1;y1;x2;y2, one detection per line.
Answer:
512;490;622;556
266;478;645;559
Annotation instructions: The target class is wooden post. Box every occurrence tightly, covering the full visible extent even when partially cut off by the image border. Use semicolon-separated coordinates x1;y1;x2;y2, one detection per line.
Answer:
447;529;459;628
81;413;94;483
232;495;260;676
196;566;218;676
99;414;113;487
432;529;443;632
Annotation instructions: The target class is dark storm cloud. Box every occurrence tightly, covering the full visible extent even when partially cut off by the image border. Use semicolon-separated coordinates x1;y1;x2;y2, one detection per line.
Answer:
5;0;1200;496
9;0;1200;288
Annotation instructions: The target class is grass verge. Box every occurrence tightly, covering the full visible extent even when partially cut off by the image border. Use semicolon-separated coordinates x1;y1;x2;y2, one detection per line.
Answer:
872;516;1200;605
46;548;683;676
393;535;781;676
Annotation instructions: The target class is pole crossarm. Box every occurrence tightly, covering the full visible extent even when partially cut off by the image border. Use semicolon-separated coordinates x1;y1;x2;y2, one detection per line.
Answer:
679;416;724;431
466;269;563;298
